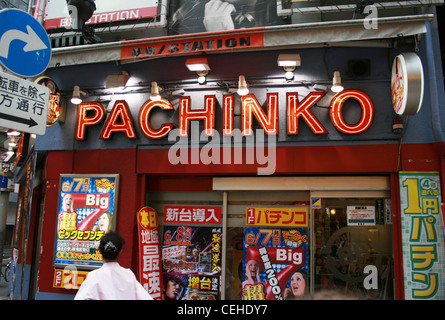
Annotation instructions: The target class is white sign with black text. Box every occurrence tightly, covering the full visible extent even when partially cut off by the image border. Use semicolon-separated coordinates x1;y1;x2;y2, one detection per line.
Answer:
0;71;49;135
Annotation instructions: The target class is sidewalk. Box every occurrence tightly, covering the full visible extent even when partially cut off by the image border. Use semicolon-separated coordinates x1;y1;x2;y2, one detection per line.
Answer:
0;280;9;300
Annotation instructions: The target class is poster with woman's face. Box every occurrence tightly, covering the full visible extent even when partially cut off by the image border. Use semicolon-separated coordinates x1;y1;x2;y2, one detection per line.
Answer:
54;174;119;269
168;0;282;35
242;227;309;300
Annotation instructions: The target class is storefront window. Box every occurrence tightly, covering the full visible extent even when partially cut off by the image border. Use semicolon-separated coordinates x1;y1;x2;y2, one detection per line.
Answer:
147;186;394;300
225;191;309;300
313;198;394;300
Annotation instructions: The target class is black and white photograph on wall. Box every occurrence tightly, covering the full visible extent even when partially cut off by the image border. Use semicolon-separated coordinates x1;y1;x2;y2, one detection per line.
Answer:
168;0;284;35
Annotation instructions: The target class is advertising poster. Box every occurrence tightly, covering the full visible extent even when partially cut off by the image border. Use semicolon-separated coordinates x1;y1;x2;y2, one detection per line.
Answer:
162;226;222;300
137;207;162;299
243;226;309;300
54;174;119;269
399;172;445;300
168;0;282;35
44;0;159;29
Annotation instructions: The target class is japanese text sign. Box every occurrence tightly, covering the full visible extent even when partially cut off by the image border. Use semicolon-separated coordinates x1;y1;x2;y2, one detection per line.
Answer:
137;207;162;299
164;205;221;224
399;172;445;299
243;227;309;300
246;207;308;227
0;71;49;135
54;174;119;269
53;268;89;290
162;226;222;300
347;206;376;226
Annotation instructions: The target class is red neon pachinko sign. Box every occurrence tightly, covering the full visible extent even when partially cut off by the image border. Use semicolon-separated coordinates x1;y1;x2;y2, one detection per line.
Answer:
75;90;374;140
137;207;162;299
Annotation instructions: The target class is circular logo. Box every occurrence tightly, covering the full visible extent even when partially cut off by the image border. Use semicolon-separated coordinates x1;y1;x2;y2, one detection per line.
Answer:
391;52;424;115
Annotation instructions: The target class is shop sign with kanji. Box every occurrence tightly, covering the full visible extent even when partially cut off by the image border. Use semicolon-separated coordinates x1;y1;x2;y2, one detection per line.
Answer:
163;205;221;224
0;71;49;135
246;207;308;227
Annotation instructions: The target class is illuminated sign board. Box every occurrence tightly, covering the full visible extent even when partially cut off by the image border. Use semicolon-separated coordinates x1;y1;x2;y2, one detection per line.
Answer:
75;89;375;140
391;52;424;116
44;0;159;30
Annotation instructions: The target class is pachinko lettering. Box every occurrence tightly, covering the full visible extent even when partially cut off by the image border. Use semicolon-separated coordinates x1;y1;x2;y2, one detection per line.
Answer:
246;207;308;227
399;172;445;299
54;174;118;269
75;90;374;140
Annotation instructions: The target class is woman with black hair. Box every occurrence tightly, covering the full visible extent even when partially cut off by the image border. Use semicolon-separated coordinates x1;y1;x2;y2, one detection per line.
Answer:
75;231;153;300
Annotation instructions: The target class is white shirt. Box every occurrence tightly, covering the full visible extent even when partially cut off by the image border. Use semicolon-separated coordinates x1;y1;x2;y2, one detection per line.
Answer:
74;262;153;300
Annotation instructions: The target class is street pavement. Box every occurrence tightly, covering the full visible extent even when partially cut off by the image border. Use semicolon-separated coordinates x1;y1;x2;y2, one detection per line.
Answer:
0;279;9;300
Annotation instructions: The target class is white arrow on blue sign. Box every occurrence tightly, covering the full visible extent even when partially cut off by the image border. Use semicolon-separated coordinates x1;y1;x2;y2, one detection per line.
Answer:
0;9;51;77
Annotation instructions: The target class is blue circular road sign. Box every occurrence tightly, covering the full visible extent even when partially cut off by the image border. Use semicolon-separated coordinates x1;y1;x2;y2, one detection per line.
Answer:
0;8;51;77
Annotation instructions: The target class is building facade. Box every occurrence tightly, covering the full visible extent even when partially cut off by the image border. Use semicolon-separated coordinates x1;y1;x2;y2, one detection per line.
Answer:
4;1;445;300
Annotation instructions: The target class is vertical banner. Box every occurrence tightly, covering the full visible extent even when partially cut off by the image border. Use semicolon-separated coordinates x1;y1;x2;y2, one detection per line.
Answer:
243;206;309;300
399;172;445;299
53;174;119;269
137;207;162;299
162;226;222;300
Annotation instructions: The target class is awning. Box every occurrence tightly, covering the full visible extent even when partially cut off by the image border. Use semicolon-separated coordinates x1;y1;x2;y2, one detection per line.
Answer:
48;14;432;68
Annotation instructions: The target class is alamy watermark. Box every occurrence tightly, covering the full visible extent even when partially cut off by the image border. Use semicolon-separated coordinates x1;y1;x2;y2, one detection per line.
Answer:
363;5;378;30
167;122;277;175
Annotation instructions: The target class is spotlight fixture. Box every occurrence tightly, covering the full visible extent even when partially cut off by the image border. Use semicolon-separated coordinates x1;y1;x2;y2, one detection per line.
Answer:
186;57;210;84
106;71;130;88
150;82;161;101
331;71;344;93
186;57;210;72
6;130;21;136
278;54;301;80
8;138;17;147
237;75;249;96
197;73;207;84
71;85;86;104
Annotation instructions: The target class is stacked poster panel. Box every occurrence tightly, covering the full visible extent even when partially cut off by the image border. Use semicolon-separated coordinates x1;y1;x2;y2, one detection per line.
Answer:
53;174;119;269
243;207;309;300
399;172;445;300
162;205;222;300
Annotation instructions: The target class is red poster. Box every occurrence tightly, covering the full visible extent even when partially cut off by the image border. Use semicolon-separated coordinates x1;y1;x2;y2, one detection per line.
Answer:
137;207;162;300
163;205;221;224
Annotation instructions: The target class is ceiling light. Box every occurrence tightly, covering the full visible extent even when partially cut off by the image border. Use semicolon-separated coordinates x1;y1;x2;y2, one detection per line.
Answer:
106;71;130;88
71;85;86;104
284;71;294;80
197;74;207;84
278;54;300;80
185;57;210;72
186;58;210;84
6;130;21;136
331;71;344;93
150;82;161;101
237;75;249;96
277;54;301;68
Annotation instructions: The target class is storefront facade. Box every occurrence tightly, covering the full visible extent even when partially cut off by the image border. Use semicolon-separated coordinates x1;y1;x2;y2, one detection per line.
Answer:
6;2;445;301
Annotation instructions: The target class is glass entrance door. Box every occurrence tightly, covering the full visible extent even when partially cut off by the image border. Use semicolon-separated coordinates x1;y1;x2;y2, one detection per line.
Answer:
312;198;394;299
